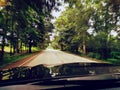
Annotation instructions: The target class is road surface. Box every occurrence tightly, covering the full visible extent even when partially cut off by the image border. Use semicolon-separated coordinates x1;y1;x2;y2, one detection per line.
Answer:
25;49;98;67
2;49;100;69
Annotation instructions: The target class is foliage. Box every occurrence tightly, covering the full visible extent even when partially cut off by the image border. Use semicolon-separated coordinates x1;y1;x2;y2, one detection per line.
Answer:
0;0;59;60
0;52;34;68
53;0;120;61
87;52;101;59
110;52;120;59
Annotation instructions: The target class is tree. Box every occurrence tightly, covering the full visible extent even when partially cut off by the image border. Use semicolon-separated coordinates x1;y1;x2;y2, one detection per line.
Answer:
0;0;60;59
54;0;120;60
0;2;9;60
90;0;120;59
54;1;94;54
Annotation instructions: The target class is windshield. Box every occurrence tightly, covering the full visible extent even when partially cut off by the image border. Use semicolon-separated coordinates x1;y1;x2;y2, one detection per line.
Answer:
0;0;120;86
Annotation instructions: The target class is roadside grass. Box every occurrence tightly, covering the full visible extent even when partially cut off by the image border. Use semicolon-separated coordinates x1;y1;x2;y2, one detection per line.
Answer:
0;47;40;69
0;53;34;68
32;47;40;52
65;50;120;64
106;58;120;65
4;46;40;52
4;46;10;52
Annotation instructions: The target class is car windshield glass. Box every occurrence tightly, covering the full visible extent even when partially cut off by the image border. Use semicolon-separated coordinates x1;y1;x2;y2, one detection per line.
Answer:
0;0;120;84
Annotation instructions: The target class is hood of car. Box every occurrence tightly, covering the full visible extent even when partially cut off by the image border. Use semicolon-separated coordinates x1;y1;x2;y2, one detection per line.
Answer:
0;62;120;82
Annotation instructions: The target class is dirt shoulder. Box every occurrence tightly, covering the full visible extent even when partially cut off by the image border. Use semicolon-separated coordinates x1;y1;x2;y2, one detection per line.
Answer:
1;51;43;70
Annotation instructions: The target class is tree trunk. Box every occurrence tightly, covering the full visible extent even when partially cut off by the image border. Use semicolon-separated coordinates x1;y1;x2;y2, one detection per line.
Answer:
16;39;19;53
0;37;5;60
20;42;22;53
82;31;86;54
29;43;32;53
13;43;16;54
29;41;32;53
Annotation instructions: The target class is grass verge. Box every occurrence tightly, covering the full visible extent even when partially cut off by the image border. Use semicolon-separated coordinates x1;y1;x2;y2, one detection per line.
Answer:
0;52;39;69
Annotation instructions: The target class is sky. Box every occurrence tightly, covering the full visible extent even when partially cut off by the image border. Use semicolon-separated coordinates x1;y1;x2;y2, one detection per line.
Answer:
50;1;67;41
51;1;68;23
51;7;65;23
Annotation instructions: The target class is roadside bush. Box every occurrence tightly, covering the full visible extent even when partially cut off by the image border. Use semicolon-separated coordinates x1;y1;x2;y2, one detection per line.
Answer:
87;52;101;59
87;52;94;57
110;52;120;59
51;42;60;49
94;53;101;59
107;58;120;64
107;58;118;62
78;52;84;56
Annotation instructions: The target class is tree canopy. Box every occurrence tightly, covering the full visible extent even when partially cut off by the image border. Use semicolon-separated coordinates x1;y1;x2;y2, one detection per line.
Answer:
0;0;59;59
52;0;120;61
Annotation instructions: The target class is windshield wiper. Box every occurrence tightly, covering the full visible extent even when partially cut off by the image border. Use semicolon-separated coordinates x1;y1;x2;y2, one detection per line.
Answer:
1;73;120;86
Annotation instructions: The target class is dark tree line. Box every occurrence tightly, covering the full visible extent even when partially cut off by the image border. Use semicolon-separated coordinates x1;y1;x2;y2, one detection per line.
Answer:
0;0;59;60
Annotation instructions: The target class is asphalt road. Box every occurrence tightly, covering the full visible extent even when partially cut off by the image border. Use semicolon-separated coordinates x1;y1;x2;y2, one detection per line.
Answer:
25;49;98;67
2;49;100;69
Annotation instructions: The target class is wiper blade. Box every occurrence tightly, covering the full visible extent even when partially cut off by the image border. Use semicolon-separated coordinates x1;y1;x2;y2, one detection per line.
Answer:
67;73;120;81
32;73;120;85
0;73;120;86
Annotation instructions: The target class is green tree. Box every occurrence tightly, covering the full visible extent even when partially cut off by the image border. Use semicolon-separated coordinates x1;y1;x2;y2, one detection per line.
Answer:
0;0;60;59
54;1;94;54
54;0;120;60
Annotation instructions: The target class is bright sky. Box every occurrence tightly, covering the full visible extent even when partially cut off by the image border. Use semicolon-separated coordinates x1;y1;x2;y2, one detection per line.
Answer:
50;1;67;41
51;7;65;23
51;1;68;23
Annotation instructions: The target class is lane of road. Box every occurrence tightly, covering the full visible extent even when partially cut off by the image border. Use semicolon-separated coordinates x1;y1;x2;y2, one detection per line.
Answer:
25;49;98;67
1;49;100;69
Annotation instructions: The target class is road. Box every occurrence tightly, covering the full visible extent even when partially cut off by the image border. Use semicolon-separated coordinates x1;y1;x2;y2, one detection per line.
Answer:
25;49;98;67
2;49;100;69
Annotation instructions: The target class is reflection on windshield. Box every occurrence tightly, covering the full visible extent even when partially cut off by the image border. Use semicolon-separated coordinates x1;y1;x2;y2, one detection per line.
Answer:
51;63;120;77
0;65;50;81
0;63;120;82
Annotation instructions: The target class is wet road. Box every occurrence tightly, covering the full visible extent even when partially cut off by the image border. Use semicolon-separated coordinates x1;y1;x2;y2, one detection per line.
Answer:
25;49;98;67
